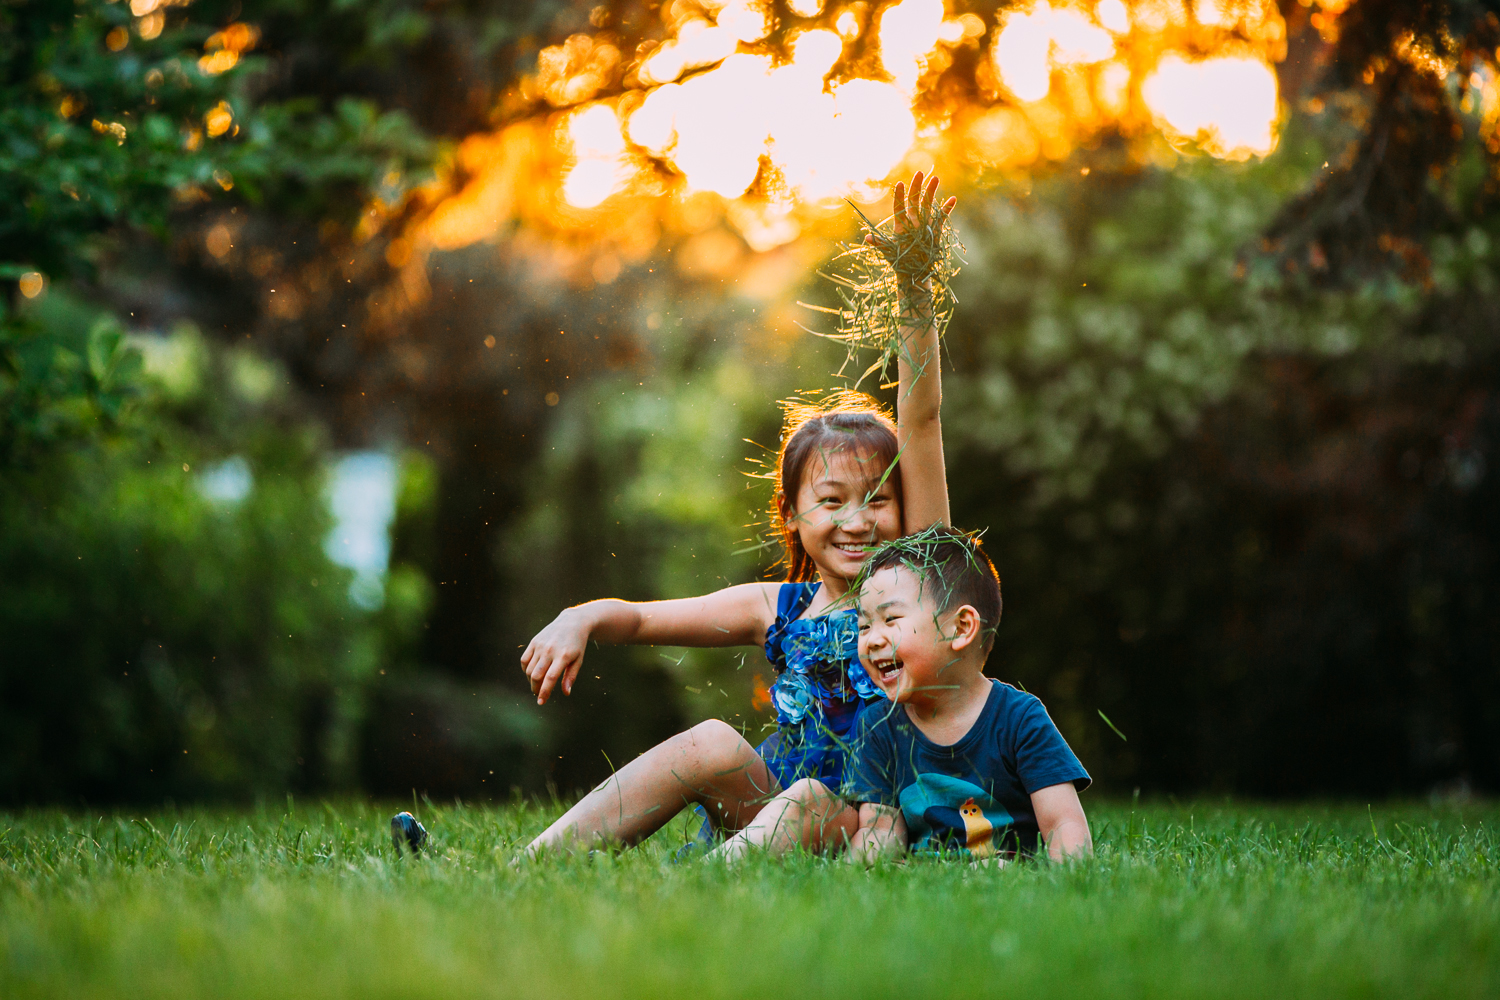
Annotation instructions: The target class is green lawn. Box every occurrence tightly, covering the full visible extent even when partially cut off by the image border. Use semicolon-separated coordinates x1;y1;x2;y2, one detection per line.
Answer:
1;799;1496;998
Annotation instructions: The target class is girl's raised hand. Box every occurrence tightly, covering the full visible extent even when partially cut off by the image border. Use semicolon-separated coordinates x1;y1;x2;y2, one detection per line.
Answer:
864;170;957;284
521;608;591;705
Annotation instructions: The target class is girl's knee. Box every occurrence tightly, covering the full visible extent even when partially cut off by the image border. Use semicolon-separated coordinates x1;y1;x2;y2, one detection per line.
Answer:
686;719;748;759
785;777;836;803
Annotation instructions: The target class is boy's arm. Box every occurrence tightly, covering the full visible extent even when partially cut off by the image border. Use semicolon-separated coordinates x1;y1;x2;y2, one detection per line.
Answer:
1030;783;1093;861
522;582;781;704
887;172;954;534
846;802;907;865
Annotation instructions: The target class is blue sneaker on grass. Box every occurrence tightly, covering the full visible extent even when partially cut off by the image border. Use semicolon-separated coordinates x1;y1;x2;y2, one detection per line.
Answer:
672;804;722;863
390;811;428;856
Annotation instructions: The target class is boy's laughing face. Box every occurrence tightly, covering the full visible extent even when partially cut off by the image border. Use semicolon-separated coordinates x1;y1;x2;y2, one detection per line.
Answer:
857;564;961;703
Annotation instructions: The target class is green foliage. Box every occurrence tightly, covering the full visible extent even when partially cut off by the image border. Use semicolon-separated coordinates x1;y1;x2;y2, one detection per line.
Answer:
0;304;141;466
0;0;434;283
0;801;1497;997
944;151;1426;507
358;672;549;797
0;304;384;802
499;291;840;733
0;0;467;803
932;151;1500;795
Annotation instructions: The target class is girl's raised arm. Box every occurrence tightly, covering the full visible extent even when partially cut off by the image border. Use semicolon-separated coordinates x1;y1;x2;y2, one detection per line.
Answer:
522;582;781;705
874;171;955;534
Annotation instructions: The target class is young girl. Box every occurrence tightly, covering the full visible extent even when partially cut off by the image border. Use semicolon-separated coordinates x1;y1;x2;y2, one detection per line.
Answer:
516;172;957;857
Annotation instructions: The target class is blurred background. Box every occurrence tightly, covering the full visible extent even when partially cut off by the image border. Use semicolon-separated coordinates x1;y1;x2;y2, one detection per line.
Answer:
4;0;1498;805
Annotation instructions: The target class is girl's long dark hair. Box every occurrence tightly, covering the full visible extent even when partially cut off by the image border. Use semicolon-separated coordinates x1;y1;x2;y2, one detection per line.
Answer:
773;391;903;582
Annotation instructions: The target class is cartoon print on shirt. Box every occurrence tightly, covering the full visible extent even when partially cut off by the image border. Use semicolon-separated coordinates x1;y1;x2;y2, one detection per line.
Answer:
959;797;995;858
897;773;1016;855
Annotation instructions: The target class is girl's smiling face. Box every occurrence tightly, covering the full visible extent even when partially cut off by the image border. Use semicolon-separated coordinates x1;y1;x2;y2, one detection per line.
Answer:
784;447;901;583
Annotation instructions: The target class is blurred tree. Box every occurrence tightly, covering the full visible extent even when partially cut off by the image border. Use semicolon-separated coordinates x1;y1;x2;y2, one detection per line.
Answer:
349;0;1500;798
10;0;1500;804
0;302;392;801
1;0;449;802
1265;0;1500;281
941;156;1500;794
927;0;1500;792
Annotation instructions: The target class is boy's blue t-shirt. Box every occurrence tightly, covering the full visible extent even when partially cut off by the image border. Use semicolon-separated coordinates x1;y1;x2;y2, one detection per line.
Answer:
844;680;1090;857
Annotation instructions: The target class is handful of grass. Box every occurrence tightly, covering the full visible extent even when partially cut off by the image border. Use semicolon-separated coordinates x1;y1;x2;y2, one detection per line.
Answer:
802;195;964;389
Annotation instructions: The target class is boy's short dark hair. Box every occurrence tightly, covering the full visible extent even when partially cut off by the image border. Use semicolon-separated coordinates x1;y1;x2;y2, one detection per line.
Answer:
862;525;1003;649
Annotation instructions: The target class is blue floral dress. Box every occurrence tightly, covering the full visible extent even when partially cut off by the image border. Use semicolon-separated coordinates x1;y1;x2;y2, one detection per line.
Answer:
755;582;883;790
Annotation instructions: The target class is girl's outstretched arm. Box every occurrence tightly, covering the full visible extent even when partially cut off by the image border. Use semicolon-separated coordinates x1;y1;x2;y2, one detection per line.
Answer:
522;582;781;705
875;170;955;534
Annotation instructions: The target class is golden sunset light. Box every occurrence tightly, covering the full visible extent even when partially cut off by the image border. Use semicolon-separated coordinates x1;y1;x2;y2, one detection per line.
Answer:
416;0;1293;269
993;2;1116;102
1143;54;1279;158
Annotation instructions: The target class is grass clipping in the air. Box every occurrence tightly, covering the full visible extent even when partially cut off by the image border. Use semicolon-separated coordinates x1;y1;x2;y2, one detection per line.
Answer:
802;200;965;389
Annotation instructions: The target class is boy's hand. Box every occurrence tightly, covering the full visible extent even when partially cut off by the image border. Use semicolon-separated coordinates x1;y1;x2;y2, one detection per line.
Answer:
864;170;957;287
846;802;907;864
521;607;591;705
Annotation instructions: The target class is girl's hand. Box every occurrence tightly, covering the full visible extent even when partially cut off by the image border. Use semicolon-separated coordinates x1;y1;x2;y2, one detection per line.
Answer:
864;170;957;287
519;586;776;706
521;608;591;705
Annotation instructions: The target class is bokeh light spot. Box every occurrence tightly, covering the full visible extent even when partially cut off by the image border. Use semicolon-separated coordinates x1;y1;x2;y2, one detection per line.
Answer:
204;101;233;138
562;104;632;209
995;3;1117;103
1143;55;1280;158
877;0;945;93
1096;0;1130;33
18;272;45;299
416;0;1290;256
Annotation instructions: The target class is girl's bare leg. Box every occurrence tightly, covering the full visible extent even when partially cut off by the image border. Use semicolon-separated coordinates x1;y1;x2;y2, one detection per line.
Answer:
525;720;778;855
711;777;859;862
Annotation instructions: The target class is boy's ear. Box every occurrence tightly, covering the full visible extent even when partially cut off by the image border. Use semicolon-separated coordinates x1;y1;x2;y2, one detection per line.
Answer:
948;604;983;653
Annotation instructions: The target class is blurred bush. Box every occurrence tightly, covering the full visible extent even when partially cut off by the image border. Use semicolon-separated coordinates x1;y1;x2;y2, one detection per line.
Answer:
0;0;511;804
358;672;547;800
0;296;385;802
937;148;1500;796
354;451;556;799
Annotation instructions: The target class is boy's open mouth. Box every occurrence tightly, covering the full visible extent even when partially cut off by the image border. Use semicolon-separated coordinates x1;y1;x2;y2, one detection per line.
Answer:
868;657;902;684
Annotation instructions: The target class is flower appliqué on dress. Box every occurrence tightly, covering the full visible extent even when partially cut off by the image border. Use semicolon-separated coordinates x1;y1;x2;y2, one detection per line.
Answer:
766;607;879;725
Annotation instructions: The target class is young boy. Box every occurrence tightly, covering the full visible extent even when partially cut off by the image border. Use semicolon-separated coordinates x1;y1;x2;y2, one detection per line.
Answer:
714;526;1091;862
